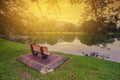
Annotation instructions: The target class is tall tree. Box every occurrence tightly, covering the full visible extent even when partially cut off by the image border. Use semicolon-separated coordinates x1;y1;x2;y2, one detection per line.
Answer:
69;0;120;22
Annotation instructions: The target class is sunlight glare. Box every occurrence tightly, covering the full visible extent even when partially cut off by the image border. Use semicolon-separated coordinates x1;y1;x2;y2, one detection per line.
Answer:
24;0;86;24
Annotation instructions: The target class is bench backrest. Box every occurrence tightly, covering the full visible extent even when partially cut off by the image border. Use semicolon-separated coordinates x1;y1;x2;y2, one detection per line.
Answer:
30;44;50;55
42;46;48;52
30;44;41;52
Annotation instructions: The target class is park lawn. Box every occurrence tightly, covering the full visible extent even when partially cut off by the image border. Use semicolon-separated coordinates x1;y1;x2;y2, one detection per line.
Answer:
0;38;120;80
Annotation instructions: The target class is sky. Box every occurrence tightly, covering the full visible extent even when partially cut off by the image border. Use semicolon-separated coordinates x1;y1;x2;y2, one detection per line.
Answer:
24;0;86;24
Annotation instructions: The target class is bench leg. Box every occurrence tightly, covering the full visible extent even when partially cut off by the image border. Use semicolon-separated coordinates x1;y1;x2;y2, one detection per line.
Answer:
42;54;48;59
32;52;38;56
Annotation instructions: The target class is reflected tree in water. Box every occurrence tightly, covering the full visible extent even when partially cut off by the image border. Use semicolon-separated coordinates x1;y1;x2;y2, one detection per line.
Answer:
77;34;115;46
10;34;75;45
8;34;117;46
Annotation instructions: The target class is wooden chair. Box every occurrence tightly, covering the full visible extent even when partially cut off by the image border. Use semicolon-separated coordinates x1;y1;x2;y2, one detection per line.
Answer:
30;44;50;59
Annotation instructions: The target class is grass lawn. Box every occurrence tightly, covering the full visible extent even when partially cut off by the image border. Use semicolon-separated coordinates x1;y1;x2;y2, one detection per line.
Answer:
0;38;120;80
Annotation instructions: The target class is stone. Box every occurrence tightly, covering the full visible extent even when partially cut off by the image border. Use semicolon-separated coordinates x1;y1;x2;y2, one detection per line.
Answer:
47;69;54;73
40;68;54;74
40;68;47;74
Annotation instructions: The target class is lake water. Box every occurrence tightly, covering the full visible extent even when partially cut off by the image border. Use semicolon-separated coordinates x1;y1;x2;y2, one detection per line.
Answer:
5;34;120;63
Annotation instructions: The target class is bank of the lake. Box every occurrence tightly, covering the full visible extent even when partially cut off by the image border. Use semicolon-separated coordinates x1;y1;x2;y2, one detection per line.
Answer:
0;38;120;80
27;32;120;35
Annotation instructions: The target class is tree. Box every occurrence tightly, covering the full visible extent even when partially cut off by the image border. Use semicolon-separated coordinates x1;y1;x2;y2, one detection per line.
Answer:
77;19;108;34
62;23;76;32
0;0;29;35
69;0;120;23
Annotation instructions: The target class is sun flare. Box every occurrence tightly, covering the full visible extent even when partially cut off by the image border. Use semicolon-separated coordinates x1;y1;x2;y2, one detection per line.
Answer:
24;0;86;24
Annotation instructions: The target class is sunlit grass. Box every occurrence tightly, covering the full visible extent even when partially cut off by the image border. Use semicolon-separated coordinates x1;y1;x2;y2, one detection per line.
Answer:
33;32;85;35
27;32;120;35
0;38;120;80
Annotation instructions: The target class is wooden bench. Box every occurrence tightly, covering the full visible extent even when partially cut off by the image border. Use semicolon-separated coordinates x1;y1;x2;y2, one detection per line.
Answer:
30;44;51;59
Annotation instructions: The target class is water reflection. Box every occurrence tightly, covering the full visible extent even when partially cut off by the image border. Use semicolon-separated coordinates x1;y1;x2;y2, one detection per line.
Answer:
3;34;120;63
77;34;115;46
5;34;118;46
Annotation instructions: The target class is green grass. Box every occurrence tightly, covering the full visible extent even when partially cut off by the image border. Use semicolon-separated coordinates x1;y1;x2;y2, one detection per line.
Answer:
0;38;120;80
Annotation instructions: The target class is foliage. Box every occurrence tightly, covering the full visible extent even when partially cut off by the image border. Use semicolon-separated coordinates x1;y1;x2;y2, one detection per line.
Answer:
0;14;77;35
31;0;120;22
77;19;108;34
0;0;77;35
0;0;37;35
106;21;117;32
69;0;120;24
